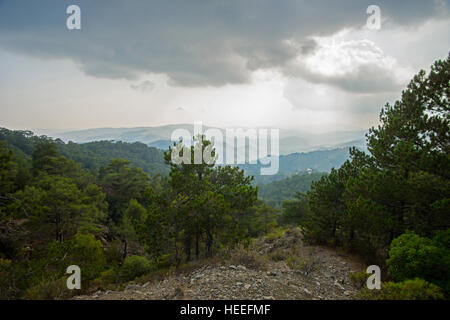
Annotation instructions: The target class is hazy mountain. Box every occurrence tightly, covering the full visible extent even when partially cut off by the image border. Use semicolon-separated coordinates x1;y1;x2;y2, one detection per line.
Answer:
41;125;367;155
239;147;352;184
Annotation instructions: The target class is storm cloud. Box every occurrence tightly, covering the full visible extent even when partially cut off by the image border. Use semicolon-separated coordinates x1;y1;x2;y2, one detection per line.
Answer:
0;0;447;87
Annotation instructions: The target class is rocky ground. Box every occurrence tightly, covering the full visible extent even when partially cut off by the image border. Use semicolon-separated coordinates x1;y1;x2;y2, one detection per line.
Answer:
74;228;365;300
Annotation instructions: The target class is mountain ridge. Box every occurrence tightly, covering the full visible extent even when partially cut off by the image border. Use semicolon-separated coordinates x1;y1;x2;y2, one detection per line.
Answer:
37;125;367;155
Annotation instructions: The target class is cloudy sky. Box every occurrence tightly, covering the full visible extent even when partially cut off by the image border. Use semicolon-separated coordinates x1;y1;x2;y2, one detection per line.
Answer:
0;0;449;133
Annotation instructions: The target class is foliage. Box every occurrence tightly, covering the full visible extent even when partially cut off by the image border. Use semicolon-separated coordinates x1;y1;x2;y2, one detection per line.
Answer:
22;277;72;300
358;278;444;300
119;255;154;282
386;231;449;294
281;192;309;226
349;271;370;289
258;172;325;206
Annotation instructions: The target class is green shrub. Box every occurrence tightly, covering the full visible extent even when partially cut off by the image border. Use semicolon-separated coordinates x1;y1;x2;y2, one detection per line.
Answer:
67;233;107;280
155;254;171;269
264;227;286;242
119;255;154;281
104;240;125;266
0;258;15;299
386;231;449;294
350;271;370;289
433;229;450;249
22;278;73;300
92;268;120;289
358;278;444;300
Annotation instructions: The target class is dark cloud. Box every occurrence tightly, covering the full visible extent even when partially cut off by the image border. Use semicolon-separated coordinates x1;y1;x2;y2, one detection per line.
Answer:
0;0;447;86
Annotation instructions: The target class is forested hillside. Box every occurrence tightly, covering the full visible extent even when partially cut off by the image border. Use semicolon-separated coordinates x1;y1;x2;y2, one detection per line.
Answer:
0;128;168;176
258;172;326;206
0;131;280;299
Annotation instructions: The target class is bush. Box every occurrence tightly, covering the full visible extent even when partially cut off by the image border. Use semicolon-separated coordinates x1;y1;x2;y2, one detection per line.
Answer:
386;231;449;294
286;251;320;275
264;227;286;242
433;229;450;249
0;258;15;299
358;278;444;300
227;244;266;270
92;268;121;289
350;271;370;289
67;233;107;280
268;248;288;262
119;255;154;281
22;278;73;300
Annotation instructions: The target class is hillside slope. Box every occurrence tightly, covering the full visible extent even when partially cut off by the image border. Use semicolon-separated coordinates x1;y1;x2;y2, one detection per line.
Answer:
74;229;364;300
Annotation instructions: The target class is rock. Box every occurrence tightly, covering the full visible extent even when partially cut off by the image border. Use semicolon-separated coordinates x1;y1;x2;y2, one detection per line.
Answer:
237;265;247;271
125;284;141;291
244;284;251;290
267;271;279;277
229;265;237;270
334;281;345;290
173;287;184;299
263;296;275;300
143;282;151;288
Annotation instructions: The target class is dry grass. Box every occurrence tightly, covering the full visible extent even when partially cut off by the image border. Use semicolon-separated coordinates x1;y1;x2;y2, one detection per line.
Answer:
226;244;267;270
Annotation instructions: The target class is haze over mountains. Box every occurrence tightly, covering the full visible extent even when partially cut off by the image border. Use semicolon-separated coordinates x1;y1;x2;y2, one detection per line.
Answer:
37;124;368;155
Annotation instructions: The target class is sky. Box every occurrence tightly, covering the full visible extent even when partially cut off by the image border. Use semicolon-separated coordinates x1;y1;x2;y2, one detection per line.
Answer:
0;0;449;134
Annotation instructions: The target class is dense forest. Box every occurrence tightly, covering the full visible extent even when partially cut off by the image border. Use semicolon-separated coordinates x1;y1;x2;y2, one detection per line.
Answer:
0;129;169;176
0;55;449;300
258;172;326;206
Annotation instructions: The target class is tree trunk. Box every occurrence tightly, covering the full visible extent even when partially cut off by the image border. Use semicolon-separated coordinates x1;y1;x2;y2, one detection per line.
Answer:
122;239;128;262
184;235;191;262
205;229;213;257
195;232;199;260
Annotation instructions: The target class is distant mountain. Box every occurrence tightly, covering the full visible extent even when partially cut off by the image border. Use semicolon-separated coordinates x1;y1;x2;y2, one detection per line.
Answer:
1;127;360;185
334;138;367;152
47;125;198;144
148;139;173;150
278;136;312;154
240;147;352;184
41;125;367;155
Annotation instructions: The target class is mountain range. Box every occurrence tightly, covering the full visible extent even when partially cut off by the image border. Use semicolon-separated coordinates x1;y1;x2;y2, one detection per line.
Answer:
36;124;368;155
